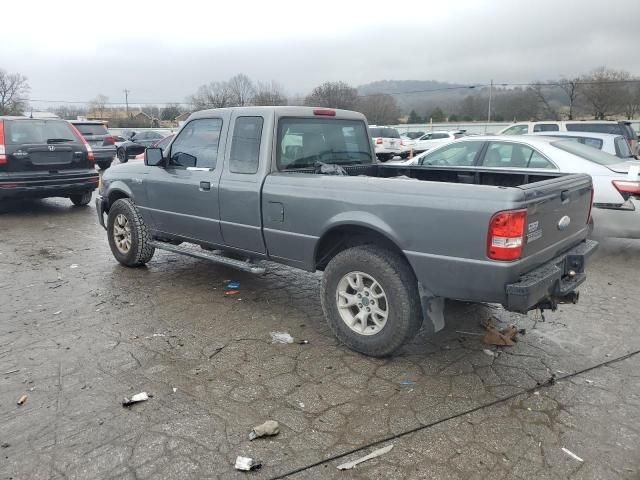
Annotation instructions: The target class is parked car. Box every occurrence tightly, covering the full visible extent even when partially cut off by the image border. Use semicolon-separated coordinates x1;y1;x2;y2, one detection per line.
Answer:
116;130;165;163
411;130;465;154
369;126;402;161
528;131;636;159
399;132;426;158
401;131;425;140
0;116;98;205
408;135;640;238
499;121;638;155
97;106;596;357
70;120;116;170
133;134;175;160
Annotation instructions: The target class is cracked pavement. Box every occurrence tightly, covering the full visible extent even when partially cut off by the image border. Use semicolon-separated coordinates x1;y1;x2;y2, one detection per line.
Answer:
1;195;639;479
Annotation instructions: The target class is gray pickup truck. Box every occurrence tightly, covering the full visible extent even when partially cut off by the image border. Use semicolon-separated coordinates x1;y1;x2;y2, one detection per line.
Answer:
97;106;597;356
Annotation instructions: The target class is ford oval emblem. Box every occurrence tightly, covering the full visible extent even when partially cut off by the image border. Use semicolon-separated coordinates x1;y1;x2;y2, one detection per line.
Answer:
558;216;571;230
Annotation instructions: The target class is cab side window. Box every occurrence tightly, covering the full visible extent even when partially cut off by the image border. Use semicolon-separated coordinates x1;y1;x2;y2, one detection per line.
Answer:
229;117;263;174
502;124;529;135
169;118;222;169
483;142;555;169
533;124;559;132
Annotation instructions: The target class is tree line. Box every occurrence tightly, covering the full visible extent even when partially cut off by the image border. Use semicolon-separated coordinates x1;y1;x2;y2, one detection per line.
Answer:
2;67;639;126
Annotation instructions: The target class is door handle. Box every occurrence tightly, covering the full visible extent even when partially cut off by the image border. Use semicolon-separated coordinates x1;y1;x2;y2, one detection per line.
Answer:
560;190;570;203
199;181;211;191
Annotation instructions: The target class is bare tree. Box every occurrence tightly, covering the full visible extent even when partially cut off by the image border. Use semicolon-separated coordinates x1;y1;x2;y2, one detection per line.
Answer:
188;82;234;110
253;81;287;106
0;69;30;115
356;94;400;125
228;74;255;106
529;82;560;120
556;78;580;120
304;81;358;110
580;67;630;119
621;83;640;120
50;104;88;120
89;94;109;119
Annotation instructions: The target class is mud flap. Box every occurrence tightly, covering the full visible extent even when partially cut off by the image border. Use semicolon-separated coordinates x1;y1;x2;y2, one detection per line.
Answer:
419;284;445;334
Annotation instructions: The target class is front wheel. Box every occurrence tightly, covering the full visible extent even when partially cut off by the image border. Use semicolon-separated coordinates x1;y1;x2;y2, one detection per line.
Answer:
70;191;93;206
107;198;155;267
117;148;128;163
321;245;422;357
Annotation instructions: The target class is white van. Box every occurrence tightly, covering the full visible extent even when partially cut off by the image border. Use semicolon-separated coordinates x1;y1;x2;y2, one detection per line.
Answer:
498;121;638;154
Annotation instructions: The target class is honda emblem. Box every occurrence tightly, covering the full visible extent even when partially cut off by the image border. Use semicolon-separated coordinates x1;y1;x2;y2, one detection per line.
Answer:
48;145;56;151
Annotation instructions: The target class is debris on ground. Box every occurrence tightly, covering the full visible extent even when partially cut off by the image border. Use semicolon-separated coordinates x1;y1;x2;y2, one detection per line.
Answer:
585;379;594;385
298;340;309;345
561;447;584;462
234;456;262;471
336;444;394;470
17;394;28;406
298;402;305;408
399;380;415;386
481;319;519;346
1;443;9;448
270;332;294;344
53;311;62;315
482;349;496;357
249;420;280;440
70;264;79;269
4;369;19;375
122;392;149;407
225;290;240;296
537;374;557;388
172;387;177;393
226;281;241;289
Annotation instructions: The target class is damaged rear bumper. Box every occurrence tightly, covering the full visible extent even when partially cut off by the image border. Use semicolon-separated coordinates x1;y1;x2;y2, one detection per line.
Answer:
505;239;598;313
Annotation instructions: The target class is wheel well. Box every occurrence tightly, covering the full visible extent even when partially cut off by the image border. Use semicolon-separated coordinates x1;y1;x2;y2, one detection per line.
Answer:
315;225;408;271
106;190;129;212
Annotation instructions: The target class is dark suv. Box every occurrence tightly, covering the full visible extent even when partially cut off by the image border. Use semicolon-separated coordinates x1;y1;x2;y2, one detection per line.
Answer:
70;120;116;169
0;117;98;205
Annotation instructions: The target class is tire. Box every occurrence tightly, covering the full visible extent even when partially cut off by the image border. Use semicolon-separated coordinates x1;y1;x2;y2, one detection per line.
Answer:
321;245;422;357
117;148;128;163
97;160;112;170
107;198;155;267
70;191;93;206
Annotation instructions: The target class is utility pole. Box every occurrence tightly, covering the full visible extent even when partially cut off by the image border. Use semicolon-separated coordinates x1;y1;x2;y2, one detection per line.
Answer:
485;79;493;134
123;89;130;118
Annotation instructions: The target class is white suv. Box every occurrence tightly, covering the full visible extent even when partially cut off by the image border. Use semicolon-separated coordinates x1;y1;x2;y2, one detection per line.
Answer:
412;130;465;154
369;126;402;161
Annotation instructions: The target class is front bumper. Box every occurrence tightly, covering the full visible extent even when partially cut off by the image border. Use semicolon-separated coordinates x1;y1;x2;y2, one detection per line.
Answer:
505;239;598;312
0;172;99;199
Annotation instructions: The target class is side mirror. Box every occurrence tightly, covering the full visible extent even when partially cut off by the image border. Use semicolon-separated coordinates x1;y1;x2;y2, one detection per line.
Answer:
145;147;164;167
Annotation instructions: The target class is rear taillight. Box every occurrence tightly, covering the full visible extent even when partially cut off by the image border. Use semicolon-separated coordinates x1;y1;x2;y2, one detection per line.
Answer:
376;138;383;145
612;180;640;197
69;123;95;162
0;120;6;165
487;209;527;261
104;135;115;145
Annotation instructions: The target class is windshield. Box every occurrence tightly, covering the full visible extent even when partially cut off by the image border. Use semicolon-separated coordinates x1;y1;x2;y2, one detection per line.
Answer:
551;140;621;166
73;123;108;136
277;118;373;170
5;120;77;144
402;131;424;139
369;127;400;139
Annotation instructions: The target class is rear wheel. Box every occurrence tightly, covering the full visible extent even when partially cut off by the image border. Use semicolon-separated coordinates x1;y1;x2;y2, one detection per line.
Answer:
117;148;127;163
70;191;93;206
321;245;422;357
107;198;155;267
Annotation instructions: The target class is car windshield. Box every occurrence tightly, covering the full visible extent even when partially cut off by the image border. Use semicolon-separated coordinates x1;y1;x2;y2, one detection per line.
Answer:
551;140;622;166
369;127;400;139
5;120;77;144
277;118;373;170
402;131;424;139
73;123;108;136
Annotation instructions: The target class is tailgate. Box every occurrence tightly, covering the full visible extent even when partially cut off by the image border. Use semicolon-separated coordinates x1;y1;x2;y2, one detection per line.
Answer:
519;174;592;259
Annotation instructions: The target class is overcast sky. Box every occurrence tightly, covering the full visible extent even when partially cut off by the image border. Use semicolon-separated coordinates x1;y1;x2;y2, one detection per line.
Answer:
2;0;639;107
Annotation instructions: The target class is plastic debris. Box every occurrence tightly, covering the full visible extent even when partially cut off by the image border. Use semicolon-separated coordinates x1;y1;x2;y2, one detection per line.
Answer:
561;447;584;462
53;311;62;315
585;379;594;385
298;402;305;408
249;420;280;441
482;349;496;357
70;264;79;269
399;380;415;386
225;290;240;296
122;392;149;407
172;387;177;393
337;444;394;470
17;394;28;406
226;281;241;289
234;456;262;471
271;332;294;344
